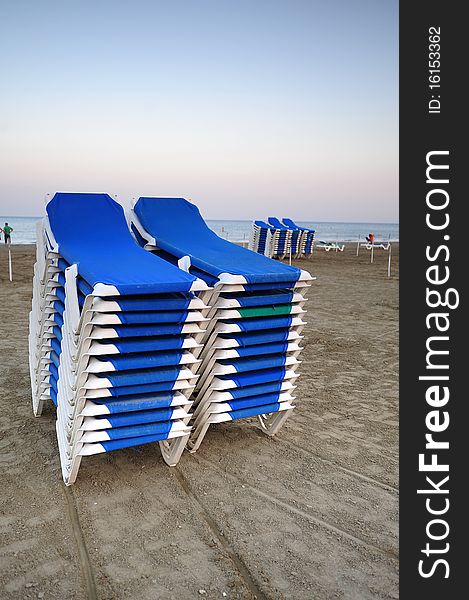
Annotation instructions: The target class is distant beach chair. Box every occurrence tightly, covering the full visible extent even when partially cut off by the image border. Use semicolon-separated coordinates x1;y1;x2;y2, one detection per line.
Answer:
360;240;391;251
316;240;345;252
359;231;390;252
129;197;314;451
29;192;210;484
356;235;392;266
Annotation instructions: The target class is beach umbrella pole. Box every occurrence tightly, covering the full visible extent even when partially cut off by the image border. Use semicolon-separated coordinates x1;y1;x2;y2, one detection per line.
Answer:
8;246;13;282
387;243;392;278
371;242;374;264
356;236;360;256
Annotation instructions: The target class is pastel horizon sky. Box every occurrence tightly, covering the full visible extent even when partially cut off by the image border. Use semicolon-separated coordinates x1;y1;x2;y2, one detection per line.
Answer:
0;0;398;222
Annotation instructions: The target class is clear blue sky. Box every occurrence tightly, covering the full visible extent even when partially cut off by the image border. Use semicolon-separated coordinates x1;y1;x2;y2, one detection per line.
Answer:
0;0;398;221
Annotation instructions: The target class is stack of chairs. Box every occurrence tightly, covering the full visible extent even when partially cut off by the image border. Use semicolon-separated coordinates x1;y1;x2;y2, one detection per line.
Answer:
282;218;306;257
130;198;314;452
249;217;316;258
29;193;210;485
282;218;316;257
249;220;275;257
249;219;288;258
267;217;292;258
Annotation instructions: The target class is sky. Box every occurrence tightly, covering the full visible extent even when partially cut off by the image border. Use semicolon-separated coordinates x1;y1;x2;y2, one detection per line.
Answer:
0;0;398;222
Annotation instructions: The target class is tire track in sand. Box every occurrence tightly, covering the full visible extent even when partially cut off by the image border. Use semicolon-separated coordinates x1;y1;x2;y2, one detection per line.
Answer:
62;484;98;600
174;468;269;600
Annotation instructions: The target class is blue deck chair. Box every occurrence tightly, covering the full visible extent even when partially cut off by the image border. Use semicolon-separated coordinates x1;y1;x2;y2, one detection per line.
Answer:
128;197;313;450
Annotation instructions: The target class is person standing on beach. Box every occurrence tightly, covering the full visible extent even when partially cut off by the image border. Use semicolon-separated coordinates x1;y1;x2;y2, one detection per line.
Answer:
1;223;13;244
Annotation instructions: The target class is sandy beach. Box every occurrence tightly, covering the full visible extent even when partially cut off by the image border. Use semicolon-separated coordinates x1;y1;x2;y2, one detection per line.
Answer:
0;243;398;600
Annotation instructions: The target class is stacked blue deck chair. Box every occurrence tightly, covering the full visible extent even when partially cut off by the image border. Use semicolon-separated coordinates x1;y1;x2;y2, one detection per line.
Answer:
28;193;210;485
249;221;276;257
282;218;316;256
267;217;292;258
130;198;314;451
279;218;304;257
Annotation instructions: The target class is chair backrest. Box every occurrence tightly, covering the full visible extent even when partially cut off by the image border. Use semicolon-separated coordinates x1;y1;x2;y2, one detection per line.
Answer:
134;197;301;284
268;217;288;229
47;193;197;294
282;218;303;230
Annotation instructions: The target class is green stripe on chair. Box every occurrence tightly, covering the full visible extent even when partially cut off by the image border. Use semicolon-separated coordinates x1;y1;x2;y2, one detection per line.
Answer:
237;304;292;318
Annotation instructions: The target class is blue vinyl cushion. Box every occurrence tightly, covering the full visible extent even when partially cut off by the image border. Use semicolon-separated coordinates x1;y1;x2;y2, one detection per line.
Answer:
226;392;283;411
97;365;188;387
105;323;186;337
134;197;301;284
106;381;185;396
91;392;182;413
226;381;284;399
55;287;66;303
218;367;287;387
228;402;281;420
222;291;293;307
110;294;192;312
98;336;186;354
50;337;62;357
46;193;198;294
225;316;293;332
232;342;289;357
114;310;191;325
93;407;175;427
226;329;291;346
99;432;181;452
97;351;184;371
218;354;288;373
104;421;174;440
50;378;58;406
48;362;59;381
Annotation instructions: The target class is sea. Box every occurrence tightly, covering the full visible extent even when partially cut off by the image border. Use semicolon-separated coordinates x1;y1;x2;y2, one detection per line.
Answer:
1;216;399;245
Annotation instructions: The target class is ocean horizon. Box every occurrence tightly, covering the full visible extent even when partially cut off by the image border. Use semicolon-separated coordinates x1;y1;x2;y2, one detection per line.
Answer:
1;215;399;245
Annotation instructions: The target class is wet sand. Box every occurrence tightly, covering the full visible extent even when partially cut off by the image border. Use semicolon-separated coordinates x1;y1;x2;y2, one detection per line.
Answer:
0;243;398;600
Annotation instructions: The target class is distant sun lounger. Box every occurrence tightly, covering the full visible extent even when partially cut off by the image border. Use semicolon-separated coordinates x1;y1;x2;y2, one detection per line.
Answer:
316;240;345;252
359;241;391;250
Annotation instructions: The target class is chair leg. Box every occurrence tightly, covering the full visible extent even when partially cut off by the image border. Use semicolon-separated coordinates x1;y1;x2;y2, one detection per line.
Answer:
56;421;82;485
32;395;45;417
257;409;292;436
187;422;211;453
63;455;82;486
159;434;190;466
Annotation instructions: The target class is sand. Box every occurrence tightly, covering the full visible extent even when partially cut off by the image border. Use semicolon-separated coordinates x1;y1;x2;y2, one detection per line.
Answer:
0;243;399;600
